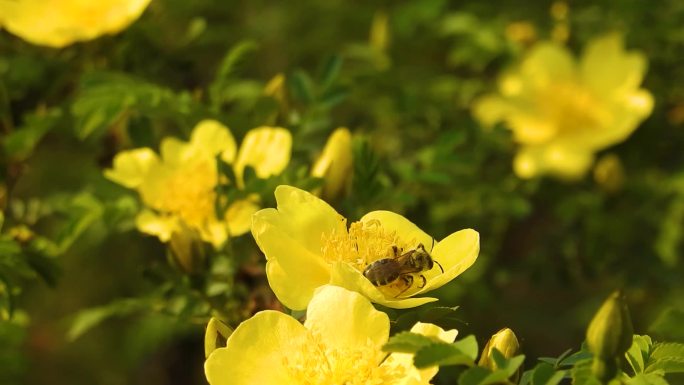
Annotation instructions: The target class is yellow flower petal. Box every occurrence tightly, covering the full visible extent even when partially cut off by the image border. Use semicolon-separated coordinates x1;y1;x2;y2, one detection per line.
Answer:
305;285;389;351
580;33;647;99
254;185;347;255
359;210;434;251
104;148;159;188
135;210;177;242
420;228;480;292
0;0;151;48
233;127;292;185
253;219;330;310
311;127;353;199
225;197;261;237
190;120;238;162
205;310;309;385
514;145;594;180
519;42;576;89
159;137;191;166
330;262;438;309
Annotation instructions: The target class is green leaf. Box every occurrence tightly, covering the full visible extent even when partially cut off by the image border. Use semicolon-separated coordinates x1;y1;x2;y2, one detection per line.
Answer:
67;299;146;341
626;373;670;385
645;342;684;374
290;70;315;104
317;55;343;92
3;108;61;161
412;335;478;369
214;40;258;83
527;362;565;385
414;342;476;369
650;307;684;341
392;306;461;333
72;72;195;139
458;366;494;385
382;331;437;353
490;349;525;377
571;359;602;385
626;335;653;375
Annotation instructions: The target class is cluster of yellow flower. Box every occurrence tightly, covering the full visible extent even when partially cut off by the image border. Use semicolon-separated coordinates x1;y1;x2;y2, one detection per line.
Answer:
1;2;656;382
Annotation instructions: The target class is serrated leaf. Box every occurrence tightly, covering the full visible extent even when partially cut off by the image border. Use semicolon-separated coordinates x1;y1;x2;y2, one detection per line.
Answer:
529;362;565;385
626;373;670;385
383;331;437;353
571;359;602;385
453;335;479;360
559;349;593;367
414;342;476;368
459;366;491;385
645;342;684;374
491;349;525;377
627;335;653;374
393;306;461;333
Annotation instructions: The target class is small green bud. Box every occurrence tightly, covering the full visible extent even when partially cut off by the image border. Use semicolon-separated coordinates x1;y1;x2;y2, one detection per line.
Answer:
479;328;520;370
586;290;634;361
592;357;619;383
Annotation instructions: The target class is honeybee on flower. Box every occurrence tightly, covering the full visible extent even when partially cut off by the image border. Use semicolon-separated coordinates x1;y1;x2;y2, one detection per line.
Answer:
473;33;653;180
251;185;479;310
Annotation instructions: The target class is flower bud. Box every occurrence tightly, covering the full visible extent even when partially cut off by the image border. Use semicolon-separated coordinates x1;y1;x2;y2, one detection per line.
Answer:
311;128;353;200
168;222;207;275
586;290;633;361
478;328;520;370
204;317;234;358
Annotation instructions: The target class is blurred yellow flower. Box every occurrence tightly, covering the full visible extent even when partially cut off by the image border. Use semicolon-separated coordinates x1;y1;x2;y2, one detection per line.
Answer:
251;185;479;310
205;285;457;385
473;34;653;180
105;120;291;247
0;0;151;48
311;127;353;200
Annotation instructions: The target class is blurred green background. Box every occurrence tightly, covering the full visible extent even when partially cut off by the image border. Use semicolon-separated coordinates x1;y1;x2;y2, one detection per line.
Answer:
2;1;684;384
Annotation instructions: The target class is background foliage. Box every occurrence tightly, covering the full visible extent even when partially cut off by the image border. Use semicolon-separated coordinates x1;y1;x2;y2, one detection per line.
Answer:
1;1;684;384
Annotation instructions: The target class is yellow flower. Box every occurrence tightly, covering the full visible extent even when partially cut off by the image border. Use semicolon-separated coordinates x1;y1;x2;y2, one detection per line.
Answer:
105;120;291;247
473;34;653;180
205;285;457;385
251;185;479;310
0;0;151;48
311;128;353;200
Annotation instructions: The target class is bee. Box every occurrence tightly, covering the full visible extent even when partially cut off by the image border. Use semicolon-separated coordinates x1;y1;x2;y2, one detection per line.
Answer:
363;242;444;297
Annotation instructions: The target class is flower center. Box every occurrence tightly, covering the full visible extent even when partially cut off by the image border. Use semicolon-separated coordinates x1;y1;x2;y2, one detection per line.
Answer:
283;333;407;385
320;219;415;271
146;159;218;228
538;81;611;136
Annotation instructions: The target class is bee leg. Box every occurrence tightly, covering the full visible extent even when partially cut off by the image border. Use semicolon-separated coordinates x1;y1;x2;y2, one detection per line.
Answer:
430;237;435;252
434;260;444;274
391;245;400;257
394;275;414;298
417;275;427;288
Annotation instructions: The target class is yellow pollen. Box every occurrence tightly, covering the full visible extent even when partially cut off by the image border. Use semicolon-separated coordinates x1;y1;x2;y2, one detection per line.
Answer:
152;160;218;228
320;219;415;271
283;333;407;385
